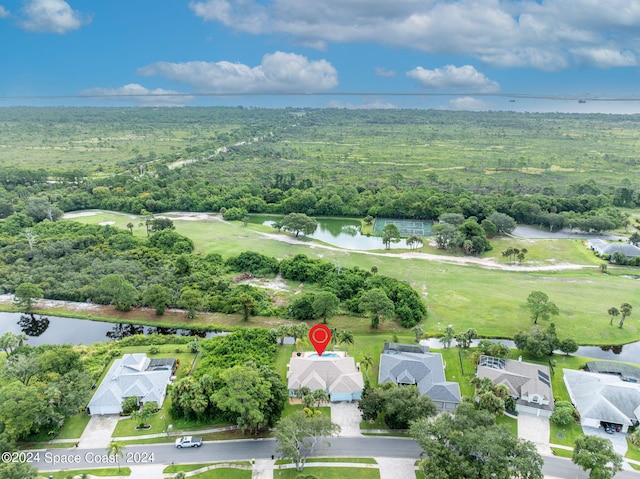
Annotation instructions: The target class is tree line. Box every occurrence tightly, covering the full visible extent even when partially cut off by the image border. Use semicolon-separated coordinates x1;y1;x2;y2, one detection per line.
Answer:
0;220;426;328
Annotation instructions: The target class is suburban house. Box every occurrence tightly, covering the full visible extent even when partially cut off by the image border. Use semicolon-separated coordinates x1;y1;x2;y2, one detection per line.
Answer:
287;354;364;402
587;239;640;260
476;355;553;417
88;353;176;415
378;342;461;411
563;368;640;433
585;361;640;383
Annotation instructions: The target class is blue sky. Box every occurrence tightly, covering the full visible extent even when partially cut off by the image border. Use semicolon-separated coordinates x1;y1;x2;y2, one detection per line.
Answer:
2;0;640;112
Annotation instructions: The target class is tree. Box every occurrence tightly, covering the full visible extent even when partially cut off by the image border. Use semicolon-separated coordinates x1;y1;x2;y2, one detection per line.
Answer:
142;284;173;316
106;441;126;473
213;364;271;434
359;354;374;379
514;324;559;358
381;223;401;250
432;222;457;250
0;332;28;355
281;213;318;237
126;222;134;234
607;307;620;326
338;330;354;354
0;381;46;439
411;325;424;343
440;325;455;348
559;338;578;355
97;274;138;312
383;385;437;429
227;291;258;321
551;401;576;426
455;328;478;349
630;232;640;247
359;288;394;329
0;461;38;479
526;291;559;324
288;293;318;321
439;212;465;226
131;401;158;428
487;212;517;234
275;411;340;472
150;217;175;232
312;291;340;324
572;435;622;479
25;196;63;222
619;303;633;329
177;287;204;319
405;235;423;250
411;402;543;479
22;229;38;251
13;282;43;313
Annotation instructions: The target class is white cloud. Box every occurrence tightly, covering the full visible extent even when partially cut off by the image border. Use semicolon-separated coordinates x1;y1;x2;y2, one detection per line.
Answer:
407;65;499;93
569;47;637;68
79;84;194;106
446;97;493;111
137;51;338;93
189;0;640;70
0;6;10;18
374;67;396;78
19;0;90;34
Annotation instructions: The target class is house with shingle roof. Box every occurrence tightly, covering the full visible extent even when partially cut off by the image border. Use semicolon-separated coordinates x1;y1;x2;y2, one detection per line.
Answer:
87;353;176;415
476;355;553;417
563;368;640;433
378;342;461;411
287;355;364;402
587;239;640;260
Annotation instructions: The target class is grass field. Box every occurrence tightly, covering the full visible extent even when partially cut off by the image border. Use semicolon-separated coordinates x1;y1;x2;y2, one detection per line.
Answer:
275;466;380;479
37;468;132;478
65;210;640;345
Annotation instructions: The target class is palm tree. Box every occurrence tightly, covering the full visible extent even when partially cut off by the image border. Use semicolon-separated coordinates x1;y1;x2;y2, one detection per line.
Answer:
411;325;424;343
126;222;134;234
330;327;339;348
619;303;633;329
106;441;125;472
440;325;455;348
607;307;620;325
360;354;374;379
338;330;354;355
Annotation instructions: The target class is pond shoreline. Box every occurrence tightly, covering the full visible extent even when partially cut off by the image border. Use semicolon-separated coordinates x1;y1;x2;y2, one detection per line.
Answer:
1;295;639;349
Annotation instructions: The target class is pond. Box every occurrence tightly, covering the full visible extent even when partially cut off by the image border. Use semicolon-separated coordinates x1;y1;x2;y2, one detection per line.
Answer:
1;312;639;363
421;337;640;363
248;214;414;250
0;312;221;346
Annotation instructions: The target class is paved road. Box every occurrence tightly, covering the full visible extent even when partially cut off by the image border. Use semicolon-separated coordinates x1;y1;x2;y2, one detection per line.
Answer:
30;437;639;478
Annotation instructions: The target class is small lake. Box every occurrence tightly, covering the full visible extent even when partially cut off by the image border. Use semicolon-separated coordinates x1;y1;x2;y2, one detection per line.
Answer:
249;215;409;250
0;312;221;346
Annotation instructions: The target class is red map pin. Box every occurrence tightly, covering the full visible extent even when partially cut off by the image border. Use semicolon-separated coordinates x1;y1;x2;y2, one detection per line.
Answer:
309;324;331;356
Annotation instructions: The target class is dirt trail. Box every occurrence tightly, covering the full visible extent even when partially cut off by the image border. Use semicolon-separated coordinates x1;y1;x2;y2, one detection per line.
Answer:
62;210;588;272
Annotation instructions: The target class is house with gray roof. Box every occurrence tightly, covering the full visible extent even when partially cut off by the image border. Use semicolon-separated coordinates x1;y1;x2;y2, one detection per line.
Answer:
378;342;461;411
587;239;640;260
88;353;176;415
563;368;640;433
477;355;553;417
287;355;364;402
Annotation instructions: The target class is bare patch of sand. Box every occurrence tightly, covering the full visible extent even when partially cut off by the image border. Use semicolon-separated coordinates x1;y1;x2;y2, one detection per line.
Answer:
99;221;115;226
63;211;98;219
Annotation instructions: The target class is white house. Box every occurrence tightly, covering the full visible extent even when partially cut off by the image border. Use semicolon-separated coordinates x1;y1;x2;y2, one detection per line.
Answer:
378;342;461;411
287;354;364;402
477;355;553;417
87;353;175;415
563;368;640;433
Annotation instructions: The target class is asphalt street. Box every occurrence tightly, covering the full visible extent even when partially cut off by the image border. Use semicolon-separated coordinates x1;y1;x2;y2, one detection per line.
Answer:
29;437;640;478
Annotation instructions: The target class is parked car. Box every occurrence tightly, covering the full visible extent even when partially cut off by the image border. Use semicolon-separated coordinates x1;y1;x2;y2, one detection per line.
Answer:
175;436;202;448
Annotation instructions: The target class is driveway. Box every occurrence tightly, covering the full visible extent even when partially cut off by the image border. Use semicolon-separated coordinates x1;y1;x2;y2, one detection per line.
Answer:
78;414;120;448
581;426;629;457
517;414;552;455
330;402;363;437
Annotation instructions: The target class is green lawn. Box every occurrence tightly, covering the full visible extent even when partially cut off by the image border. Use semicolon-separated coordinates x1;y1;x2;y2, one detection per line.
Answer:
56;412;92;439
626;438;640;461
37;467;131;478
275;466;380;479
190;468;252;478
496;414;518;436
164;463;216;473
551;447;573;458
67;210;640;345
